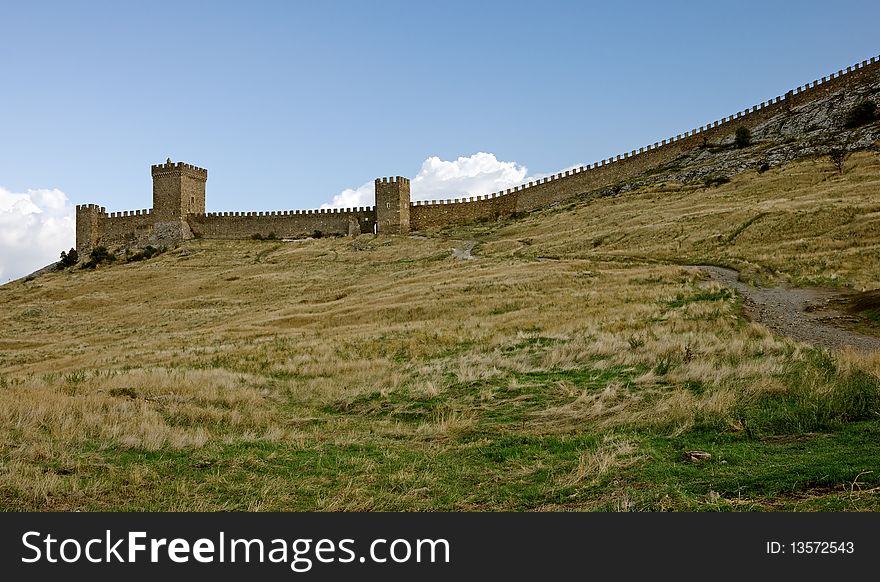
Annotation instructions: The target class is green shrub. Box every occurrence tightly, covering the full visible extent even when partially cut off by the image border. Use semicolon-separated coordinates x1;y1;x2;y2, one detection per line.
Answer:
828;147;850;174
81;246;115;269
127;245;162;262
734;126;752;148
653;355;675;376
58;248;79;269
90;246;113;262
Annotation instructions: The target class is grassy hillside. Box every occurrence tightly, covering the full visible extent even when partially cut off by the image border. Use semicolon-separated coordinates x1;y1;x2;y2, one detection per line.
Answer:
2;151;880;511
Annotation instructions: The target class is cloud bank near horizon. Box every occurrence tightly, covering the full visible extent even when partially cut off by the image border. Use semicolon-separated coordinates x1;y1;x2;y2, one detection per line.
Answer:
0;187;75;282
321;152;533;209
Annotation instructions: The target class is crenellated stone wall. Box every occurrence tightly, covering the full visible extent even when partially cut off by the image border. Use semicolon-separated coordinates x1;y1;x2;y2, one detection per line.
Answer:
76;54;880;252
409;54;880;229
187;208;376;239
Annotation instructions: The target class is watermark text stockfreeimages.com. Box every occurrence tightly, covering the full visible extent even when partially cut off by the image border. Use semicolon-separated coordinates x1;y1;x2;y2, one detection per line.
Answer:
21;530;450;573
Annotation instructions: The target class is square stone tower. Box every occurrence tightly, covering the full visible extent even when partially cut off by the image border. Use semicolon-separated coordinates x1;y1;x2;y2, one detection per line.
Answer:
151;158;208;220
374;176;410;234
75;204;105;254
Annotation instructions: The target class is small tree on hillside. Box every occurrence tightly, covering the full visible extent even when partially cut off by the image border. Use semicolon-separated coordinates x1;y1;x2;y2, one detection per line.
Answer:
734;126;752;149
828;147;850;174
57;248;79;269
81;245;116;269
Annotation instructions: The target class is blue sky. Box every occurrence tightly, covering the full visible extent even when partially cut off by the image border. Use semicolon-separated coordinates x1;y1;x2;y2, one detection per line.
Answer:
1;0;877;280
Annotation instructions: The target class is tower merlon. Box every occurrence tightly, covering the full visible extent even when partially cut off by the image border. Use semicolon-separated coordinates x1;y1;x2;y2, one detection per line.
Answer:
151;159;208;180
375;176;410;184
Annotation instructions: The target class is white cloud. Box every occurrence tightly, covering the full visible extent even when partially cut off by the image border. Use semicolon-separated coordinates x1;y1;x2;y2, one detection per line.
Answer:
0;186;75;283
321;181;375;210
322;152;532;208
410;152;529;201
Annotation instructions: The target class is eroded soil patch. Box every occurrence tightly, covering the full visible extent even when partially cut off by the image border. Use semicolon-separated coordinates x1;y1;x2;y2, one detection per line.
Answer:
694;265;880;352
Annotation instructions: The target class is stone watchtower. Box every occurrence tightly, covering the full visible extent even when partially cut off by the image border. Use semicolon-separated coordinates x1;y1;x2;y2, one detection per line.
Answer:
152;158;207;220
75;204;105;254
374;176;410;234
150;158;208;243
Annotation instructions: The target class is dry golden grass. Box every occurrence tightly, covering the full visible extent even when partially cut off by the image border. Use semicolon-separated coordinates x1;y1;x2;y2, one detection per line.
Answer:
1;150;879;510
560;433;644;486
0;368;283;448
478;150;880;289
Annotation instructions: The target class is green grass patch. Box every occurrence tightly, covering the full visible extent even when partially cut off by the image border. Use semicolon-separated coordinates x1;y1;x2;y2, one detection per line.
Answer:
664;288;733;309
735;351;880;437
631;420;880;509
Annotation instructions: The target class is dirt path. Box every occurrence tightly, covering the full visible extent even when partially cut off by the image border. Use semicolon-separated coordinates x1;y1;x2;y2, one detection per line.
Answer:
693;265;880;352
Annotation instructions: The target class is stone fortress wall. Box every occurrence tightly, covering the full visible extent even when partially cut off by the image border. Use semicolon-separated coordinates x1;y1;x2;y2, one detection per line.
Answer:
76;54;880;254
409;54;880;229
187;207;377;240
75;161;390;252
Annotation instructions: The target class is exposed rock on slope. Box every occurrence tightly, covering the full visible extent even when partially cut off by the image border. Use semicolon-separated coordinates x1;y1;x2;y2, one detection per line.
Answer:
604;77;880;195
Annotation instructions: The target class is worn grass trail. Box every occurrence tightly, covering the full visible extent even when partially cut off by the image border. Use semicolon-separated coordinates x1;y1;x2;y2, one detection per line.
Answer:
695;265;880;351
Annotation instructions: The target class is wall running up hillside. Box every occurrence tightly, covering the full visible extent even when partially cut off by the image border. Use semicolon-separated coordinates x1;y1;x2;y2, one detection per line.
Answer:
77;54;880;251
409;54;880;229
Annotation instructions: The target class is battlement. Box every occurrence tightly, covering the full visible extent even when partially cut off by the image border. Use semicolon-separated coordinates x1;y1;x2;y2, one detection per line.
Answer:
107;209;152;218
405;53;880;211
375;176;410;185
197;206;376;217
76;204;105;212
151;159;208;179
76;53;880;249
